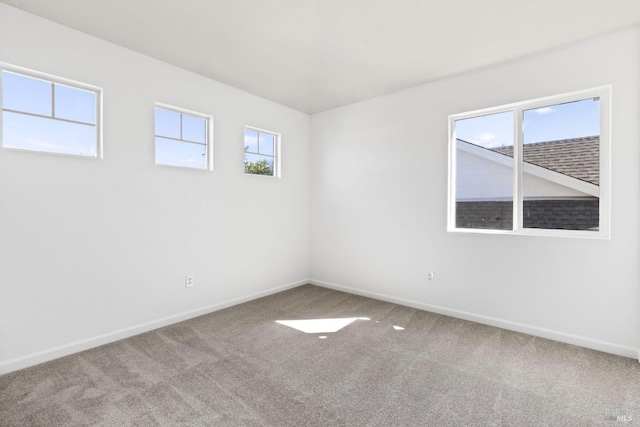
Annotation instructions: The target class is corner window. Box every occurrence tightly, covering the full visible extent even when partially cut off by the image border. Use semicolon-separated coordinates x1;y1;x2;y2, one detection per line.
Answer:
244;127;280;177
448;87;610;238
1;66;101;157
154;104;212;170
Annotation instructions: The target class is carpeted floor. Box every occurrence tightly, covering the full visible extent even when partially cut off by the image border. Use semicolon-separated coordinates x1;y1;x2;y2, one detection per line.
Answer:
1;284;639;426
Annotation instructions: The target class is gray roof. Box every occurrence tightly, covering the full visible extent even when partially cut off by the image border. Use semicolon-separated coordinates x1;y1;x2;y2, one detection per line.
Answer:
490;136;599;185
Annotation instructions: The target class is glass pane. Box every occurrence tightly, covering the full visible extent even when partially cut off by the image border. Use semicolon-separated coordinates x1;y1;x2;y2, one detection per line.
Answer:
244;129;258;153
54;84;96;124
182;114;206;143
155;137;206;169
244;153;274;175
258;133;275;155
2;111;96;156
155;108;180;139
2;71;52;116
522;98;600;231
454;111;514;230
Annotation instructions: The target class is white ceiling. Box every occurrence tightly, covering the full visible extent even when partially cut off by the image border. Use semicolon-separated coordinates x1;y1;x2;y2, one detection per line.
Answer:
2;0;640;114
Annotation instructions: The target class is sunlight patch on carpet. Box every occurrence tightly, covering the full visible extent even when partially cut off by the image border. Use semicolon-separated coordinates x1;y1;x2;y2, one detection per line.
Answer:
275;317;370;333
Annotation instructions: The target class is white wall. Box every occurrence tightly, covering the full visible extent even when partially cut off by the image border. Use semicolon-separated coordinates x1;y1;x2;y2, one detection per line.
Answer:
310;27;640;358
0;4;310;373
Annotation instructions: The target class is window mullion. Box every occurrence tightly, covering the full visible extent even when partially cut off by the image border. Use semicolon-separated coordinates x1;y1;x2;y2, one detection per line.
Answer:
51;83;55;118
513;108;524;232
257;132;261;155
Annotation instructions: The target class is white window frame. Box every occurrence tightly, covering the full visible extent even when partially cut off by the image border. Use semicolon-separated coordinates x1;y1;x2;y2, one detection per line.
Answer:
154;102;213;171
243;125;281;178
0;63;103;158
448;86;611;239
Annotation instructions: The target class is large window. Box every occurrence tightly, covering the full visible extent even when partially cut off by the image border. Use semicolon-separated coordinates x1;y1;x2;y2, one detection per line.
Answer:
1;66;101;157
244;126;280;177
154;104;212;170
448;87;610;238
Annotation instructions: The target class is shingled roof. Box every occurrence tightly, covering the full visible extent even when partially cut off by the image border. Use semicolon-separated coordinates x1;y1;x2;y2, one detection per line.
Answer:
490;136;599;185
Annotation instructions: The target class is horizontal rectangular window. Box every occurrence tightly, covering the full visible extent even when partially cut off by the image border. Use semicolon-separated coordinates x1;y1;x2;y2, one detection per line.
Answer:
1;66;101;157
154;104;212;170
448;87;610;238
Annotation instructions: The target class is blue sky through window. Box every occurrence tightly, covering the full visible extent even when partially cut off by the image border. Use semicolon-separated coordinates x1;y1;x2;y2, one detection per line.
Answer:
455;98;600;148
258;133;275;156
3;71;52;116
54;84;96;124
154;107;208;169
1;70;98;157
155;108;180;139
182;115;206;143
3;111;96;156
244;129;258;152
523;98;599;143
155;136;207;169
456;111;513;149
244;129;275;156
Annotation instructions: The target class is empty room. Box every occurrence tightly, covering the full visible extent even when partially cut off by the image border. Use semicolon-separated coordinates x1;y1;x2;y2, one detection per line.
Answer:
1;1;640;425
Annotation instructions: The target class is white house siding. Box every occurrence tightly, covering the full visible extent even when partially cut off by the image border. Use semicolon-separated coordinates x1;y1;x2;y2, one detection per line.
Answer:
456;149;590;201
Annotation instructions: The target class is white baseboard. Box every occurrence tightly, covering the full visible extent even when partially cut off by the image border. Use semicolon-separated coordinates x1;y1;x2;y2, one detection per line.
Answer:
309;279;640;360
0;279;308;375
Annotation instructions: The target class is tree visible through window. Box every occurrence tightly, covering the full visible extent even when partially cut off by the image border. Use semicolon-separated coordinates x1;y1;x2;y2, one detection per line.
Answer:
244;127;278;176
449;87;610;238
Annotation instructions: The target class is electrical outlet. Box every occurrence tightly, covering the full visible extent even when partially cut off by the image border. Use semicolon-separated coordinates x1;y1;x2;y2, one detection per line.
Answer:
426;272;435;284
185;276;194;288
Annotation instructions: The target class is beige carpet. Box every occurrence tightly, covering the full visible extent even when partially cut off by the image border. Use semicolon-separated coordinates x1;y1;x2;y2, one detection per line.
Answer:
1;284;639;426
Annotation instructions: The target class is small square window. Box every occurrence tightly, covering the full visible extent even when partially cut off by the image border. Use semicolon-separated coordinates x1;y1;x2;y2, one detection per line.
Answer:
244;127;280;177
154;104;212;170
1;66;101;158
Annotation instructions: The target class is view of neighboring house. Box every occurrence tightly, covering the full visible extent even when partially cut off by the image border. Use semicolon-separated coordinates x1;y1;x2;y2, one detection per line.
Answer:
455;136;600;230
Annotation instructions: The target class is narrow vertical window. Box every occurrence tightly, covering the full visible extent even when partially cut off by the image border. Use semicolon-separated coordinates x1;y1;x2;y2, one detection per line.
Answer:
154;104;212;170
454;111;514;230
244;127;279;177
1;67;101;157
521;98;600;231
